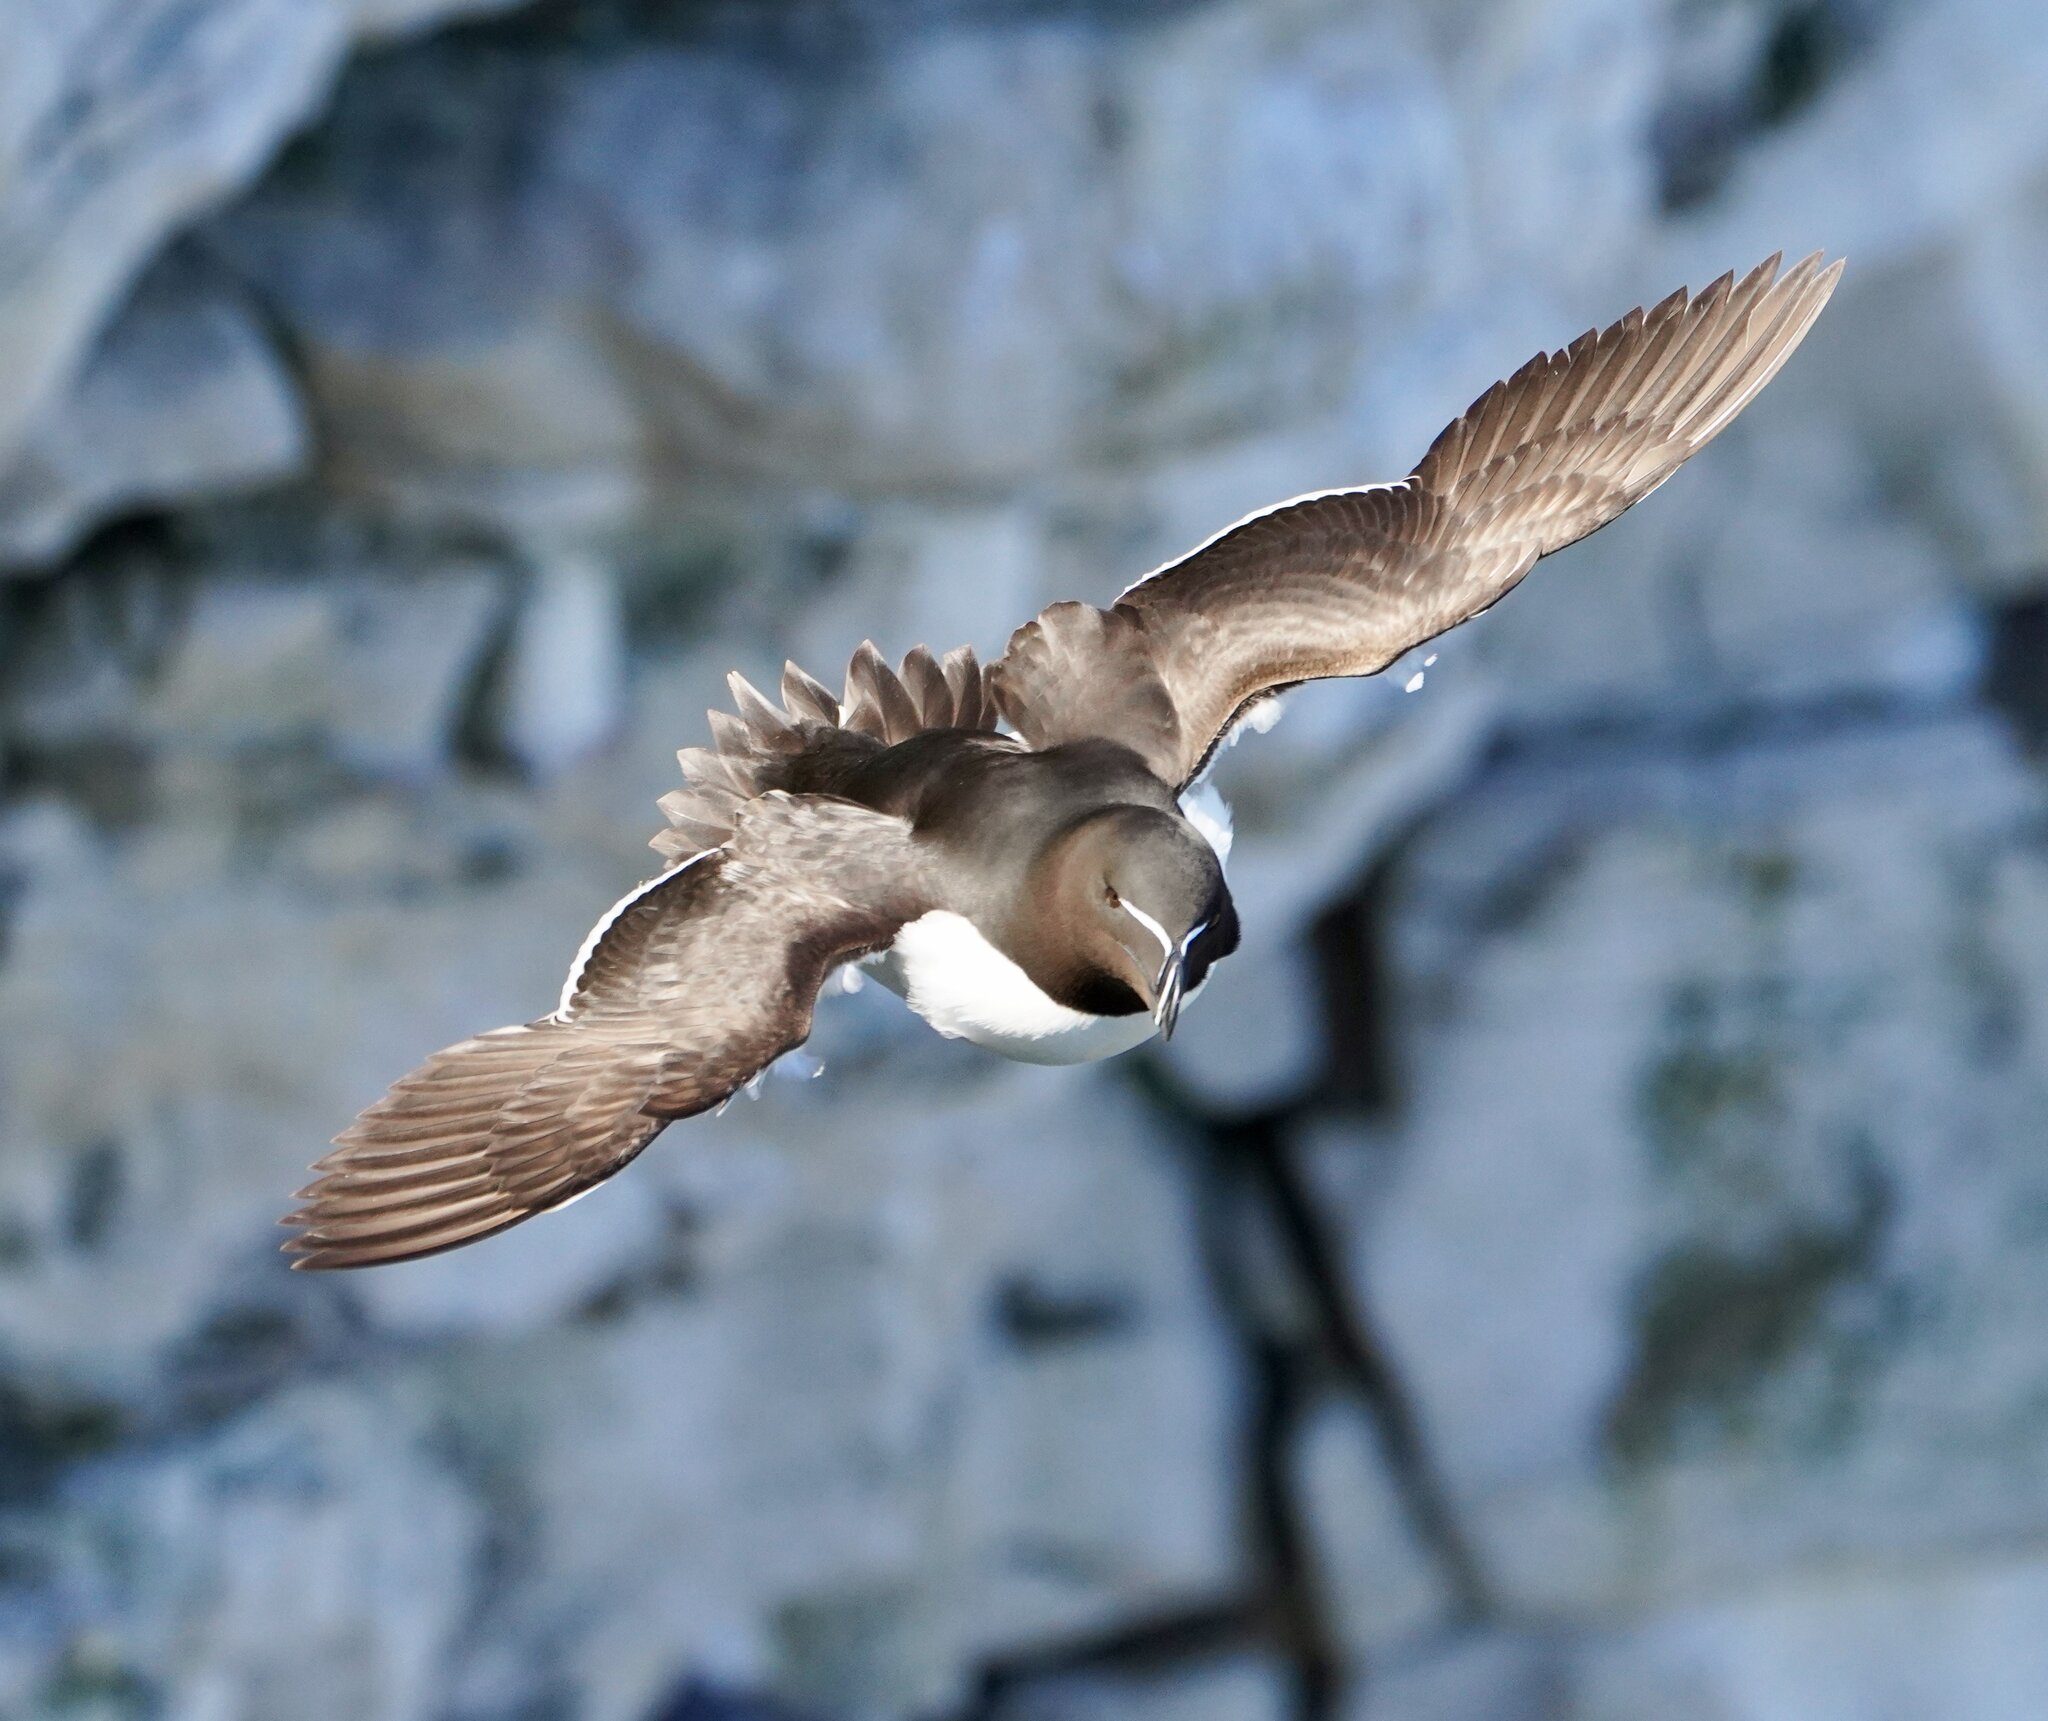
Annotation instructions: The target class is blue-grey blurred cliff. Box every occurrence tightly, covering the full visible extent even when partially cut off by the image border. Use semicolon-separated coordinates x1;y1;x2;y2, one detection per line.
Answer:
2;1;2047;1717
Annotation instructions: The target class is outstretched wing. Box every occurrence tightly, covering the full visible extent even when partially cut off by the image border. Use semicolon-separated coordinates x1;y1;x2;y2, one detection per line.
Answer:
992;252;1843;787
284;795;929;1269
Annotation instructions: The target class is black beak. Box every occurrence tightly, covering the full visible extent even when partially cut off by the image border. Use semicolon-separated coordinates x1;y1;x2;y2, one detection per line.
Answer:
1152;952;1187;1040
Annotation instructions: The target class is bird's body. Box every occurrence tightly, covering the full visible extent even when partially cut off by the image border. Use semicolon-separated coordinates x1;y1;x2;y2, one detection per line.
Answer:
809;732;1226;1060
863;911;1168;1064
286;252;1844;1271
726;725;1231;1061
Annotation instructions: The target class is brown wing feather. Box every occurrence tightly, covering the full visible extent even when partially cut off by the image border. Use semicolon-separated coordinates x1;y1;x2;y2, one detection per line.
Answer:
993;252;1843;786
284;795;929;1269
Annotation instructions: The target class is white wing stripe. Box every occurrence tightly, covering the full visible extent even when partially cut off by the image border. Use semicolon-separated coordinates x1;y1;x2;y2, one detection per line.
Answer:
1116;482;1411;599
553;850;714;1021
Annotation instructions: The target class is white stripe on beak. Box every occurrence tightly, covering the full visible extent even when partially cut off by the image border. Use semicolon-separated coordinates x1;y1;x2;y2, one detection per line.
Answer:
1124;904;1211;1038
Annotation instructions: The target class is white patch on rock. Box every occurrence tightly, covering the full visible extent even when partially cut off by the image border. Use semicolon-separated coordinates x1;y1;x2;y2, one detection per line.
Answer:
495;551;626;775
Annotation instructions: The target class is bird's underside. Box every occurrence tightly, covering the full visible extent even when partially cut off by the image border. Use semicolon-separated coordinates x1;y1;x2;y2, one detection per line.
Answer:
286;251;1842;1270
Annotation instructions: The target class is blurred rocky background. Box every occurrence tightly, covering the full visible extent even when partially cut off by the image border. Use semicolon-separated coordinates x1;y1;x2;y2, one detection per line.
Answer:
2;0;2047;1716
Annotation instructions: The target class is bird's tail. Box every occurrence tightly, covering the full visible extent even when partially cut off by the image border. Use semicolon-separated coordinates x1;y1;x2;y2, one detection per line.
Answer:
655;645;996;861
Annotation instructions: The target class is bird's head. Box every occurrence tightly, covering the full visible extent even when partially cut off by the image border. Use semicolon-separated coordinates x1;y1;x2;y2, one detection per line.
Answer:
1041;806;1239;1036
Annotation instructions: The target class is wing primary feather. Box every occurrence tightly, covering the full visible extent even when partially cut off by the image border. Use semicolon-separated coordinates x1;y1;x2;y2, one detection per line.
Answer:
292;795;930;1269
993;252;1842;789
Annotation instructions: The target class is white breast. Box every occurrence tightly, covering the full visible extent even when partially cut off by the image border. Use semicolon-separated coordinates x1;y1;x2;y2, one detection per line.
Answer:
863;911;1161;1067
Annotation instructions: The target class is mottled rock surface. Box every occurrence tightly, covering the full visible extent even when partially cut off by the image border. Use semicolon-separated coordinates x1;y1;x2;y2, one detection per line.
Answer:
4;0;2048;1716
1346;714;2048;1614
0;0;523;563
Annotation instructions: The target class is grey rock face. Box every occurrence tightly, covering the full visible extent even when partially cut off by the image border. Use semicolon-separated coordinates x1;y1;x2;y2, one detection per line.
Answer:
1348;713;2048;1618
216;2;1458;511
1291;1390;1456;1660
0;628;1242;1715
1343;1634;1563;1721
148;567;505;775
0;0;509;562
4;0;2048;1716
1350;1555;2048;1721
476;1070;1242;1719
0;1383;484;1721
0;247;304;570
0;1;334;471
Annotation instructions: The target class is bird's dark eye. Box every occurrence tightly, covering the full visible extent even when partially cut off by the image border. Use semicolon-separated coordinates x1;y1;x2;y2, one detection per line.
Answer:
1104;883;1119;906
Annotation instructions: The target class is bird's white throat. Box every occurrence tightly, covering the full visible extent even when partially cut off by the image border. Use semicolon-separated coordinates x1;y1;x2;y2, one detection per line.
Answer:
862;911;1161;1066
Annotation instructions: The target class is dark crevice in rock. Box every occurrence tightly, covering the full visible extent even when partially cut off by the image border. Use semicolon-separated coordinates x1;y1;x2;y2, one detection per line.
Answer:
4;515;188;678
953;1598;1267;1720
1;529;189;830
1307;863;1400;1116
29;1638;159;1720
164;1300;329;1429
990;1273;1137;1350
944;1089;1332;1721
448;561;533;779
0;1261;413;1511
85;1278;401;1454
1985;594;2048;755
0;735;157;834
1080;1060;1500;1716
1244;1333;1341;1721
1222;1115;1492;1627
62;1138;126;1252
1755;0;1890;126
571;1203;709;1324
444;0;1221;63
0;1379;129;1504
0;856;21;970
182;226;322;455
651;1682;831;1721
1653;0;1891;212
1180;1083;1345;1714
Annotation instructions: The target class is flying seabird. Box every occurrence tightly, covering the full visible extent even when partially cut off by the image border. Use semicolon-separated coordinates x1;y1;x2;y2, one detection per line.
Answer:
285;252;1842;1270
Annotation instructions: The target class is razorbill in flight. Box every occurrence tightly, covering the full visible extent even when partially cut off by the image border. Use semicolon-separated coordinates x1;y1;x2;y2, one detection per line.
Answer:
285;252;1842;1269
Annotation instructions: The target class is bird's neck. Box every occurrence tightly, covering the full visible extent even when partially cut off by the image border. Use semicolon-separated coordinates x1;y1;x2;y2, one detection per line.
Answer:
998;887;1145;1020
